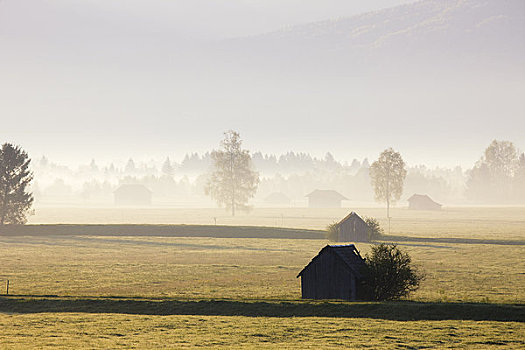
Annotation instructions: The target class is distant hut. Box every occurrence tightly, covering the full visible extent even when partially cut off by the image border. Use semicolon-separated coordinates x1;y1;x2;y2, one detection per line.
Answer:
407;194;442;210
114;184;152;206
305;190;347;208
297;244;367;301
264;192;291;206
335;211;369;242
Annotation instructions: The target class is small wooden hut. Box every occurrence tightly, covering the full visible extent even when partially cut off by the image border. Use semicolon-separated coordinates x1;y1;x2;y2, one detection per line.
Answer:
305;189;347;208
114;184;152;206
407;194;442;210
297;244;366;301
336;211;369;242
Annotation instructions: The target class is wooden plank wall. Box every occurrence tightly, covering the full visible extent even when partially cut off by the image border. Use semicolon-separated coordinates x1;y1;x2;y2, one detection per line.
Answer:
301;250;356;300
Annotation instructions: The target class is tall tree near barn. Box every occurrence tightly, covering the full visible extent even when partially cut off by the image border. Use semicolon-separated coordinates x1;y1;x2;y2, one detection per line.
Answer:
0;143;34;225
369;148;406;233
205;130;259;216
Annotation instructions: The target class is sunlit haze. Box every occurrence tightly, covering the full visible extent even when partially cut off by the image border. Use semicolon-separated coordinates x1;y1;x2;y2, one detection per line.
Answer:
1;0;524;169
1;2;525;345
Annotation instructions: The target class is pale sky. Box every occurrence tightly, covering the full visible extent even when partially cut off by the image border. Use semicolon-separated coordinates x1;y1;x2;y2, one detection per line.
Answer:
1;0;524;168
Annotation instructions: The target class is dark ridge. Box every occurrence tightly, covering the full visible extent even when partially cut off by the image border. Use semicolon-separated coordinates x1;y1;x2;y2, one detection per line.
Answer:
1;224;524;246
0;224;325;240
0;296;523;322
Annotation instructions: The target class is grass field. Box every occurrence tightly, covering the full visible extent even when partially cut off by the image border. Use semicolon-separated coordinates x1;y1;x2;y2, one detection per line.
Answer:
1;234;524;348
1;206;524;348
1;235;524;302
29;206;525;239
1;313;522;349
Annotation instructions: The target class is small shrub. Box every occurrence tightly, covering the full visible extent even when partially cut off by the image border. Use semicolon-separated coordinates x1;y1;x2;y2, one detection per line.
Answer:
326;222;339;242
364;243;424;301
364;217;384;241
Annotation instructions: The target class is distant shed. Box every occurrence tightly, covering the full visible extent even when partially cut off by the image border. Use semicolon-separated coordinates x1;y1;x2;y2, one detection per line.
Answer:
114;184;152;206
297;244;367;301
305;189;347;208
408;194;442;210
336;211;369;242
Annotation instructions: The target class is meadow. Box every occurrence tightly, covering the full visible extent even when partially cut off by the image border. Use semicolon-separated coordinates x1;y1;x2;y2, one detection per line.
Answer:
0;206;524;348
29;206;525;239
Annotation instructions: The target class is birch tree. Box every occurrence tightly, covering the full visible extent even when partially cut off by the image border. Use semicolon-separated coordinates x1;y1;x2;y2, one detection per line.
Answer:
369;148;406;233
205;130;259;216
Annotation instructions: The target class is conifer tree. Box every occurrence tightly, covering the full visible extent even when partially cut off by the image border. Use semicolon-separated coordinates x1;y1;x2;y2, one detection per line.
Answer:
0;143;34;225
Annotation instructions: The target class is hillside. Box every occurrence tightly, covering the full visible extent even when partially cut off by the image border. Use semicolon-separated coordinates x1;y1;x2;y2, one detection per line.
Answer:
222;0;525;76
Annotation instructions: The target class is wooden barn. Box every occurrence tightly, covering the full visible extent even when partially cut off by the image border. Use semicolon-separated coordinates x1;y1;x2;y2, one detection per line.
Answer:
408;194;442;210
336;211;370;242
114;184;152;206
305;189;347;208
297;244;367;301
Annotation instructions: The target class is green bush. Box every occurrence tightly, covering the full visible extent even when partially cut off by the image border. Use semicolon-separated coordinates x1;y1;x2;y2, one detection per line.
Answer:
326;222;339;241
364;216;384;241
364;243;424;301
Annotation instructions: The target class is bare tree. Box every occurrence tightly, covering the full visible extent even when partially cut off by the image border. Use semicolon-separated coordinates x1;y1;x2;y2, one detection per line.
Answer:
0;143;34;225
369;148;406;233
205;130;259;216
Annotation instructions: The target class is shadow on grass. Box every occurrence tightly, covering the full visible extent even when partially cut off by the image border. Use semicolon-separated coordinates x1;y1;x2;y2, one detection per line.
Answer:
2;224;524;246
0;224;325;240
381;235;525;246
0;296;523;322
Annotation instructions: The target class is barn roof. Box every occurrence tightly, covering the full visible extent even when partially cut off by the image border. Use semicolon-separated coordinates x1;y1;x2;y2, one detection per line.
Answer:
305;189;348;200
297;244;366;279
339;211;366;225
407;194;441;206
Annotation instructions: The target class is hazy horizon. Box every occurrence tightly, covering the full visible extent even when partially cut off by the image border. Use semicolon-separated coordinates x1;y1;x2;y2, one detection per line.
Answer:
1;0;524;169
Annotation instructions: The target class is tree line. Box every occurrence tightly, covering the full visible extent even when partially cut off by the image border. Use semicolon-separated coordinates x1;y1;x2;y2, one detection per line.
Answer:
1;136;524;224
466;140;525;203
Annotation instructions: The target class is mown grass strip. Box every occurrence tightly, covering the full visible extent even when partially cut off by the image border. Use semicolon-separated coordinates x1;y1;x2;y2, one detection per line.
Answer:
0;224;326;239
2;224;524;246
1;296;523;322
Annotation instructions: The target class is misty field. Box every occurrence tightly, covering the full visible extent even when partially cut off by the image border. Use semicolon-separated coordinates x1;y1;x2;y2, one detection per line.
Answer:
29;206;525;239
1;213;524;349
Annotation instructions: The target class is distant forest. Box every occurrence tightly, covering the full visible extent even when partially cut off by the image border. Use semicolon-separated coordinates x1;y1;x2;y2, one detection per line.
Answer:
32;149;508;207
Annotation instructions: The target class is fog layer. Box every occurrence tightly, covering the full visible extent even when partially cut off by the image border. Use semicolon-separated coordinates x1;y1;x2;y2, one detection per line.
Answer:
1;0;524;167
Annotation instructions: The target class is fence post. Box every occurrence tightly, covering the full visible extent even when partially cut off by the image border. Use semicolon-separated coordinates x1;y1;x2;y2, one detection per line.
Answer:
6;280;9;295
